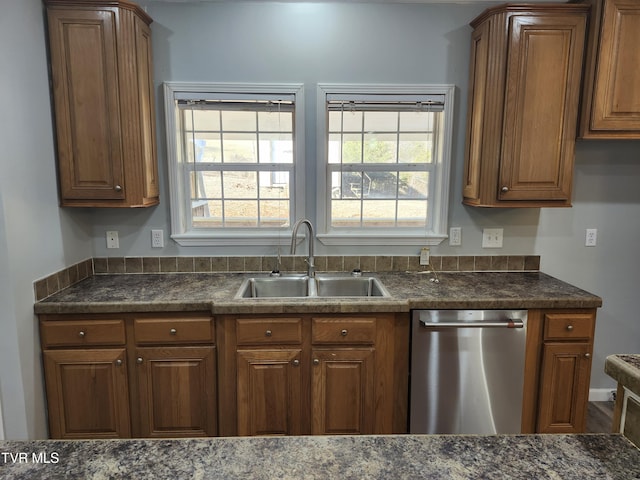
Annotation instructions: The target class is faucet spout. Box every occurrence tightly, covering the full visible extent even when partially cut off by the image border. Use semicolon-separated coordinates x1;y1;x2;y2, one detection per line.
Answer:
290;219;315;277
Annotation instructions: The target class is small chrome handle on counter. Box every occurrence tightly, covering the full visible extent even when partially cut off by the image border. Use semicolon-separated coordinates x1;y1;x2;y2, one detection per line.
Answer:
78;331;86;338
341;329;348;337
566;325;574;331
136;357;143;364
265;330;272;337
115;359;123;366
114;185;122;192
313;359;320;366
292;359;300;366
170;328;177;335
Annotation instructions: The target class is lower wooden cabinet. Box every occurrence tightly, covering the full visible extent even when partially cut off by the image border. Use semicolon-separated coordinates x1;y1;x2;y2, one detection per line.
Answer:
43;348;131;439
522;309;596;433
218;313;409;437
40;313;216;439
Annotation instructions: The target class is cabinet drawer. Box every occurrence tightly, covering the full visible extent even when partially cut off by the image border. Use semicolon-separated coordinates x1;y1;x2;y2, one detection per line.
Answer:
236;318;302;345
134;317;214;344
41;320;126;348
312;317;376;345
544;313;595;341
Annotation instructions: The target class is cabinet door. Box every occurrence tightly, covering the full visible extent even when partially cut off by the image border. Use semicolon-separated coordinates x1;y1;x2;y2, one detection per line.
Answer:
43;349;130;439
590;0;640;133
135;346;217;437
499;13;586;202
236;349;303;436
46;7;125;201
311;348;375;435
537;342;592;433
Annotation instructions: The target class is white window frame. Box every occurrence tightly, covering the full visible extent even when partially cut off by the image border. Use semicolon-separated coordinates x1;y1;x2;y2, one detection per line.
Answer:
163;82;305;247
316;83;455;246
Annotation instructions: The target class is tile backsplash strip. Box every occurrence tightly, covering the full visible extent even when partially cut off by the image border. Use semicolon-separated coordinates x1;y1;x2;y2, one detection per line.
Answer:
34;255;540;302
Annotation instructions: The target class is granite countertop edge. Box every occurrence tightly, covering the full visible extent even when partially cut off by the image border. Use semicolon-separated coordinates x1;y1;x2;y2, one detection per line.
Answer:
605;354;640;396
34;271;603;315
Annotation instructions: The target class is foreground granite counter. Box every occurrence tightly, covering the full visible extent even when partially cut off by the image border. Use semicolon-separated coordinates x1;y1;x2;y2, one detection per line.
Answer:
34;271;602;315
0;434;638;479
605;354;640;447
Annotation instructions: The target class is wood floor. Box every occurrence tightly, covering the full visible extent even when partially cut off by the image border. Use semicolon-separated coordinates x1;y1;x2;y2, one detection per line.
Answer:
586;401;615;433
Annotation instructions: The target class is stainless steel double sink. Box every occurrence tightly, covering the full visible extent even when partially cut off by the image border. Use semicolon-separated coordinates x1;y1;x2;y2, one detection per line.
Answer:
235;273;390;298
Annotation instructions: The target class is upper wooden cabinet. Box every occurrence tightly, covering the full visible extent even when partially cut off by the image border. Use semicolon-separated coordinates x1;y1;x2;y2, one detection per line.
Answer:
578;0;640;138
45;0;159;207
463;4;589;207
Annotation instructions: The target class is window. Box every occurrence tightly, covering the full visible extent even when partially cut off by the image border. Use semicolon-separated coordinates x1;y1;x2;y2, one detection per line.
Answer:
316;84;454;246
164;83;304;246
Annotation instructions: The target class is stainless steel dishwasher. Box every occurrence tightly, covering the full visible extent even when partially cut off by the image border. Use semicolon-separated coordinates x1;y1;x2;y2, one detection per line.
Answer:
410;309;528;434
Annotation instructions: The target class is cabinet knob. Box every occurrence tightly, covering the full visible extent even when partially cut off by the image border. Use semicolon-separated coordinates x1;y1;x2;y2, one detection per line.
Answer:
341;329;348;337
115;359;123;366
313;358;320;366
78;331;86;338
170;328;177;335
114;185;123;192
265;330;272;337
136;357;143;364
501;186;509;193
584;353;591;359
292;359;300;367
566;325;574;331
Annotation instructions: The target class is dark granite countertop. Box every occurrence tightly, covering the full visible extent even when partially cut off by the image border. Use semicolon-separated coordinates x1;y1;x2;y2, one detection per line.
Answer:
606;354;640;396
34;271;602;315
0;434;638;479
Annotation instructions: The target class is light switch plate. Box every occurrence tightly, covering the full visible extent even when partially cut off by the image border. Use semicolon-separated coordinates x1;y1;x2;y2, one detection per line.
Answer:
420;247;430;266
482;228;503;248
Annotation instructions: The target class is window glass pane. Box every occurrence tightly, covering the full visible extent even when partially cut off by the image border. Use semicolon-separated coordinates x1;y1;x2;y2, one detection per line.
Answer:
364;111;398;132
192;200;222;228
332;171;364;199
190;171;222;199
258;111;292;132
191;109;221;131
259;200;290;227
222;132;258;163
397;200;427;227
185;132;222;163
398;133;432;164
221;110;256;131
399;171;429;198
342;134;362;164
223;171;257;199
258;134;293;163
362;200;396;227
399;111;432;131
363;133;397;163
366;172;398;198
224;200;258;227
328;134;342;164
342;111;363;131
328;111;342;132
259;171;290;199
331;200;361;227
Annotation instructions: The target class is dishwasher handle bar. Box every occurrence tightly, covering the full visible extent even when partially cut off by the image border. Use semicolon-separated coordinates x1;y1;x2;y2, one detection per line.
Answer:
419;319;524;329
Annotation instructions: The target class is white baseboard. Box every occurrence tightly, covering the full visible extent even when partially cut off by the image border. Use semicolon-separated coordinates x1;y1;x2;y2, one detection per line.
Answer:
590;388;616;402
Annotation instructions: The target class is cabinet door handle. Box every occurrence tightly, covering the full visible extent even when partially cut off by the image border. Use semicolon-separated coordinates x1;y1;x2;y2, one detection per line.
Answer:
584;353;591;359
566;325;574;331
341;329;348;337
292;359;300;367
78;331;86;338
114;185;123;192
265;330;272;337
501;186;509;193
136;357;143;364
313;358;320;366
170;328;177;335
115;359;123;366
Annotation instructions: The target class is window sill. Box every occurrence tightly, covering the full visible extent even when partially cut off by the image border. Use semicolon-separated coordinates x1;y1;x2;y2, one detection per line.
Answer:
171;233;292;247
316;233;446;247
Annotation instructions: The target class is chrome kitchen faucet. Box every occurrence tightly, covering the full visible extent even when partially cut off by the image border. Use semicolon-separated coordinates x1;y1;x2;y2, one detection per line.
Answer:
290;219;315;277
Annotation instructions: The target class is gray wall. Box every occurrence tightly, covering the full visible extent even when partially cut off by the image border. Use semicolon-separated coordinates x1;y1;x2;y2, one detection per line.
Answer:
1;0;638;439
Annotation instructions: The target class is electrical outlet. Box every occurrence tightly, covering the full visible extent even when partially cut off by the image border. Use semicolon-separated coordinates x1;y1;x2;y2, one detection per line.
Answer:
151;229;164;248
420;247;430;266
106;231;119;249
482;228;503;248
449;227;461;246
585;228;597;247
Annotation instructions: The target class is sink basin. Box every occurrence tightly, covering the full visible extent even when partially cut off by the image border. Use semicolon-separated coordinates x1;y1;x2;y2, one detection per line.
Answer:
237;276;310;298
315;276;389;297
235;274;390;298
